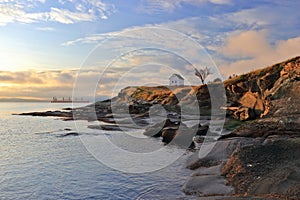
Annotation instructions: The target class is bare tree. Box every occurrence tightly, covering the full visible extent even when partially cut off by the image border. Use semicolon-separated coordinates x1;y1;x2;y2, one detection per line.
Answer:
194;67;211;84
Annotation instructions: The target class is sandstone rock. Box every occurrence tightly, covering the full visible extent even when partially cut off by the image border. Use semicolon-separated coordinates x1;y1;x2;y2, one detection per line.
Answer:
254;97;265;116
233;107;256;121
240;91;258;109
220;117;300;139
224;56;300;121
239;91;265;117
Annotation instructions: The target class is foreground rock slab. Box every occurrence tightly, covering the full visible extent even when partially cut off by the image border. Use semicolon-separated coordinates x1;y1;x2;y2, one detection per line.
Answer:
222;137;300;198
182;174;233;196
183;138;256;198
184;136;300;199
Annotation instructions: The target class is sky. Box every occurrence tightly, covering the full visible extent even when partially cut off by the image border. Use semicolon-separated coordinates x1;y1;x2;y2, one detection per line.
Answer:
0;0;299;101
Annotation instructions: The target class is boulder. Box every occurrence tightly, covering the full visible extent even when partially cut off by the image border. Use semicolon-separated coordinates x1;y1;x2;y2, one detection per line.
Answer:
239;91;265;117
143;119;177;137
162;128;178;143
158;122;192;145
240;91;258;109
189;123;209;136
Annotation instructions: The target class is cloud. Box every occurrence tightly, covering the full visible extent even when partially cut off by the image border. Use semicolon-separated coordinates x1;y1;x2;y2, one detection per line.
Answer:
0;0;115;26
0;3;43;26
1;34;298;100
61;34;109;46
62;1;300;81
0;69;80;88
55;0;115;21
61;25;218;79
62;0;300;49
0;49;207;100
214;4;300;40
48;7;95;24
139;0;231;13
0;69;78;99
218;30;300;76
61;18;207;47
0;75;13;81
0;69;127;100
209;0;231;4
36;26;55;31
221;30;271;58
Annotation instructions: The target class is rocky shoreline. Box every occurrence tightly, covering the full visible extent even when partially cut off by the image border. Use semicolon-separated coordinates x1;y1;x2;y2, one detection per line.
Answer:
183;136;300;199
17;57;300;199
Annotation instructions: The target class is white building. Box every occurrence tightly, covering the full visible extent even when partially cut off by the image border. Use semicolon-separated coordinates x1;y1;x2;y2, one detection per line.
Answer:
169;73;184;86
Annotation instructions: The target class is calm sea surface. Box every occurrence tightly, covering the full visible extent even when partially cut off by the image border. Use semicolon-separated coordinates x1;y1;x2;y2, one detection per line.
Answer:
0;102;193;200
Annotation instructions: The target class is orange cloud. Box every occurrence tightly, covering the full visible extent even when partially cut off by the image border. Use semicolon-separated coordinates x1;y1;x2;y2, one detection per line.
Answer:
221;30;271;58
218;30;300;76
0;69;77;100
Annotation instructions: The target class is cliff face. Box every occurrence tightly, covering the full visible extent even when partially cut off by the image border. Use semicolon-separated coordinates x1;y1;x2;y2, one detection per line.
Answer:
182;57;300;199
224;56;300;120
114;56;300;121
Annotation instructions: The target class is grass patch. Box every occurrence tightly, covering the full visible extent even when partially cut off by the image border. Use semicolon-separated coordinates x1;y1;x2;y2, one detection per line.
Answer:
223;118;245;131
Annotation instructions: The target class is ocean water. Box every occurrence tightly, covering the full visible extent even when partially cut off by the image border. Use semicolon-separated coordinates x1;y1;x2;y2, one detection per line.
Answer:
0;102;193;200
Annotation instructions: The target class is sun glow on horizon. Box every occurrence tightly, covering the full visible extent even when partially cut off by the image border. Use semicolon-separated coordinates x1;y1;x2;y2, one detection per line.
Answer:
0;83;13;87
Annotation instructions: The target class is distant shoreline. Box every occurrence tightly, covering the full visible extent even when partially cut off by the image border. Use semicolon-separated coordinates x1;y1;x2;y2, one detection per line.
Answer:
0;99;48;103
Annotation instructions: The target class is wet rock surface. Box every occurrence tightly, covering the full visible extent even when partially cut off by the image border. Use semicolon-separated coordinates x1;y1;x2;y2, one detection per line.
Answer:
17;110;72;118
57;132;80;137
222;138;300;199
183;138;257;198
87;124;122;131
183;136;300;199
143;118;209;146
